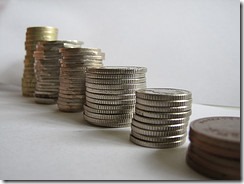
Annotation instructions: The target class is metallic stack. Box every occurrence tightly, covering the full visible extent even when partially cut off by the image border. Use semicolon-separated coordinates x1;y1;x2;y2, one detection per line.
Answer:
33;40;83;104
186;116;240;180
57;48;104;112
22;26;58;97
84;66;147;128
130;88;192;148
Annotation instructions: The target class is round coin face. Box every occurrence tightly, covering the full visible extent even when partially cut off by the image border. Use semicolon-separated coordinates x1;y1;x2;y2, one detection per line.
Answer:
190;116;240;150
136;88;192;100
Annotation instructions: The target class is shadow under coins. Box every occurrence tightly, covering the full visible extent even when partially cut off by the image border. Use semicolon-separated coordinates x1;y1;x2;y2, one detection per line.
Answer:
147;146;207;179
73;128;131;146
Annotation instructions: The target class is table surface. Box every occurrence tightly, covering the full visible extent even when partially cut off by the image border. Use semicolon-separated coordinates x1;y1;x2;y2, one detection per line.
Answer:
0;83;240;180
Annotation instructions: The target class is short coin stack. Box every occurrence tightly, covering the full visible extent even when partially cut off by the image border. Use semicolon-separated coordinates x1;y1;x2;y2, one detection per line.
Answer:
22;26;58;97
130;88;192;148
57;48;104;112
84;66;147;128
186;116;240;180
33;40;83;104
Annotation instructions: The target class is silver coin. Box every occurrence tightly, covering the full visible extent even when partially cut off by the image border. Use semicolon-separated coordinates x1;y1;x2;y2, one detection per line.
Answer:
85;91;136;100
135;108;192;119
130;135;186;148
83;113;131;127
136;98;192;107
85;82;146;90
86;73;146;79
86;66;147;74
86;87;137;95
86;101;135;110
34;97;57;104
84;110;133;120
85;78;146;85
131;124;187;136
135;103;191;113
84;105;133;115
131;131;187;143
86;96;136;105
133;114;190;125
132;119;188;131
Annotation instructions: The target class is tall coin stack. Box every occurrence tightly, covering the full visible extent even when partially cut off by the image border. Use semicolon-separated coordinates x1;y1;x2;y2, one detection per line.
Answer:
33;40;83;104
22;26;58;97
57;48;104;112
130;88;192;148
84;66;147;128
186;116;240;180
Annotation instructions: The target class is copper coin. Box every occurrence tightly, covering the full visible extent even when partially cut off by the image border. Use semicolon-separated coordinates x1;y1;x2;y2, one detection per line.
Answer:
186;146;240;180
190;116;240;150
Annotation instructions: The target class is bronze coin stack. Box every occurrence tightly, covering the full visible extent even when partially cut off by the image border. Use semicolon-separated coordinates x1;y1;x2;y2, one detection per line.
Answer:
57;48;104;112
33;40;83;104
186;116;240;180
22;26;58;97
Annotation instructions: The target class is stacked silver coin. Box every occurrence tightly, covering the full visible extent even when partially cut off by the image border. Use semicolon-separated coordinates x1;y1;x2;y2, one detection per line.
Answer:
84;66;147;128
22;26;58;97
130;88;192;148
33;40;83;104
57;48;105;112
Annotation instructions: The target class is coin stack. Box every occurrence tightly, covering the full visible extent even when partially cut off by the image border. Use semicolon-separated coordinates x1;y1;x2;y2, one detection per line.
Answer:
186;116;240;180
33;40;83;104
22;26;58;97
57;48;104;112
130;88;192;148
83;66;147;128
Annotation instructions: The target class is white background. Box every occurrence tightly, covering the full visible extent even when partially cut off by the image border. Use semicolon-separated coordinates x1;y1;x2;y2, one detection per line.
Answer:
0;0;240;107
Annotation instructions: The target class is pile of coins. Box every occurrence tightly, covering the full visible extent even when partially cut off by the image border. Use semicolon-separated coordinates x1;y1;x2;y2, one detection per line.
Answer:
33;40;83;104
57;48;104;112
130;88;192;148
84;66;147;128
22;26;58;97
186;116;240;180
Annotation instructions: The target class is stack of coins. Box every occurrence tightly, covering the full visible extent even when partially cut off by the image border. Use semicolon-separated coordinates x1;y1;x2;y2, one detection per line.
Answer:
186;116;240;180
33;40;83;104
57;48;104;112
22;26;58;97
130;88;192;148
84;66;147;128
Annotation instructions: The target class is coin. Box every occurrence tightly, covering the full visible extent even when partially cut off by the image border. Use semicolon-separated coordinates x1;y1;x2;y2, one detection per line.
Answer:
189;116;240;151
130;135;186;149
186;146;240;179
135;103;192;112
136;98;192;107
85;91;136;100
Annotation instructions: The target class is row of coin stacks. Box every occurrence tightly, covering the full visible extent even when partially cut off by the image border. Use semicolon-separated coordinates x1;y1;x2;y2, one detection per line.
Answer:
57;48;105;112
22;27;58;97
33;40;83;104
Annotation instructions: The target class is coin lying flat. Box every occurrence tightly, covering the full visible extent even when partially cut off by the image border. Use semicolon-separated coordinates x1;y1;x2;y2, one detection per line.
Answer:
186;116;241;179
186;145;240;180
189;116;240;150
87;66;147;74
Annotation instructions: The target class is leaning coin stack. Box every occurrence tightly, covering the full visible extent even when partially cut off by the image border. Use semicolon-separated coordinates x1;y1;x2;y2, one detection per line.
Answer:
57;48;104;112
130;88;192;148
186;116;240;180
84;66;147;128
22;26;58;97
33;40;83;104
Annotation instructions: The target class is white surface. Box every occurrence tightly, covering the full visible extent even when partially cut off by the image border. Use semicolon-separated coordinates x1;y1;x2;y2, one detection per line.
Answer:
0;84;240;180
0;0;240;107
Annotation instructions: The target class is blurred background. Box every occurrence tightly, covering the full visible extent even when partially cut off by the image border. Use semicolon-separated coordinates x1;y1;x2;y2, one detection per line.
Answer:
0;0;240;107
